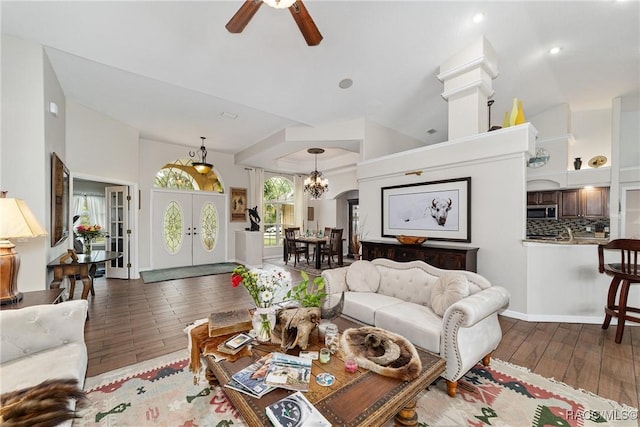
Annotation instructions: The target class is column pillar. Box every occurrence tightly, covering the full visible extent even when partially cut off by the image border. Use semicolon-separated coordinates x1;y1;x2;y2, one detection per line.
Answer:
438;36;499;140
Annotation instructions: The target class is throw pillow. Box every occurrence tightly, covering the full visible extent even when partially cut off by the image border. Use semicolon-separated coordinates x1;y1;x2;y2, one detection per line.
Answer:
346;260;381;292
430;272;470;316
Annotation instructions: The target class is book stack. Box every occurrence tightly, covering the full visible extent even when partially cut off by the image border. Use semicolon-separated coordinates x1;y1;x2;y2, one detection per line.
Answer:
208;309;252;338
225;353;275;398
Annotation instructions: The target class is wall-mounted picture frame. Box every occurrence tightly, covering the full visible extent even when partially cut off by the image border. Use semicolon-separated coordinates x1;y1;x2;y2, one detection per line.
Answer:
381;177;471;243
51;152;70;247
230;187;248;222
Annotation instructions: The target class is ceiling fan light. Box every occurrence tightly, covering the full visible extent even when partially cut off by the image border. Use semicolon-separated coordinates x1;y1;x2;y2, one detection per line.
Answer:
263;0;296;9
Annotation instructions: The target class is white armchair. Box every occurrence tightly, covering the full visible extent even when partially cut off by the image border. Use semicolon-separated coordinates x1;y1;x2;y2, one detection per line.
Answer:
322;258;510;397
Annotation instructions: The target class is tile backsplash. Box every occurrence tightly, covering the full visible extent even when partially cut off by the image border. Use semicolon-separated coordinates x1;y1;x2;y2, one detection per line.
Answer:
527;218;610;236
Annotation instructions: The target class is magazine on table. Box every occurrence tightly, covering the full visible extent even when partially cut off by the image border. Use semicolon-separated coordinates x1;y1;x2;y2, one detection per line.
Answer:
265;391;331;427
229;353;276;398
264;352;313;392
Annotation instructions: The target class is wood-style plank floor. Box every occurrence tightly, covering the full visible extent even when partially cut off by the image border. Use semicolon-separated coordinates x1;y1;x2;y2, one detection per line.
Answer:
83;263;639;409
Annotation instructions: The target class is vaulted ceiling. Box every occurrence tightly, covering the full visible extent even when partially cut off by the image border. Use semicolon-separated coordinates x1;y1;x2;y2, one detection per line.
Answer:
2;1;638;174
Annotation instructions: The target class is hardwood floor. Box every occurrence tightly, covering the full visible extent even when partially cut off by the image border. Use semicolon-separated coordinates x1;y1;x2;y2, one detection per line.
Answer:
83;264;639;409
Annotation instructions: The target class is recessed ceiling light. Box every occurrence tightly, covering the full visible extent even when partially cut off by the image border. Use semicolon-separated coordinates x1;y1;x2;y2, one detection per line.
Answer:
220;112;238;119
549;46;561;55
472;13;484;24
338;78;353;89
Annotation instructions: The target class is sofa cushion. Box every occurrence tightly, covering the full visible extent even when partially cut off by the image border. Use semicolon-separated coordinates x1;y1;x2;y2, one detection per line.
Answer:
346;260;381;293
376;265;436;306
374;302;442;353
343;292;402;325
430;272;470;316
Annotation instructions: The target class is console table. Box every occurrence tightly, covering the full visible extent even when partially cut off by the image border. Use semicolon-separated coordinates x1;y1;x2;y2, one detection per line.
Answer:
361;240;478;272
47;250;122;300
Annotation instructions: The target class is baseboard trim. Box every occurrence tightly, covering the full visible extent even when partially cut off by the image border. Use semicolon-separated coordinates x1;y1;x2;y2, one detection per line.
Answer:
499;309;633;326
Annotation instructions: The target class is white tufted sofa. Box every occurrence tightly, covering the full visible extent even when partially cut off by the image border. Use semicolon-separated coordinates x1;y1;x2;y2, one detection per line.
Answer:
0;299;89;420
321;258;510;397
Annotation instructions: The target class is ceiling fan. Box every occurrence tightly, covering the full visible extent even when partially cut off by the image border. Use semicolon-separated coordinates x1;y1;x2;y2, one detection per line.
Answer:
226;0;323;46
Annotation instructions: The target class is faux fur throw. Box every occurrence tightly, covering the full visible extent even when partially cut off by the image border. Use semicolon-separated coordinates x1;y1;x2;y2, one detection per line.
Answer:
340;327;422;381
0;378;86;427
186;321;252;377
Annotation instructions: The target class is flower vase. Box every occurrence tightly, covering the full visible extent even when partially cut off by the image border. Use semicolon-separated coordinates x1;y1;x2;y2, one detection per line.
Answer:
515;100;526;125
83;237;92;255
252;307;276;342
573;157;582;170
509;98;519;126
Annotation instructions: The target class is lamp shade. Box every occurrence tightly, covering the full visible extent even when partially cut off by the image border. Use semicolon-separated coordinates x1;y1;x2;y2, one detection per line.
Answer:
0;197;48;240
263;0;296;8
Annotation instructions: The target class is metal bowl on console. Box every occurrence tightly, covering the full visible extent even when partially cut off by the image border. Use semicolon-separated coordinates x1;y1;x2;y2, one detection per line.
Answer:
395;235;427;245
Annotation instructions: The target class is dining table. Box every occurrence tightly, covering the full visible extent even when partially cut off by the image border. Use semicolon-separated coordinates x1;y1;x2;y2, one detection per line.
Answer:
283;235;343;270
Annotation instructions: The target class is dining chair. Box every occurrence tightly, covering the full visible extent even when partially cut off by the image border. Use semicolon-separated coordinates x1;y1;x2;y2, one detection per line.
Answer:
285;228;308;267
320;228;343;268
598;238;640;343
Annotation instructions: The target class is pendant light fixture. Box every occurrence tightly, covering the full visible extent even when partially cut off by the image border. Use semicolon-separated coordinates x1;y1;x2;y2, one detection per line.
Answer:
303;148;329;200
189;137;213;175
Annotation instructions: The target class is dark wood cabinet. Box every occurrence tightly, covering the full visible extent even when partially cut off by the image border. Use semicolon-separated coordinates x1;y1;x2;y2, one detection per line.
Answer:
361;240;478;272
559;187;609;219
527;190;559;205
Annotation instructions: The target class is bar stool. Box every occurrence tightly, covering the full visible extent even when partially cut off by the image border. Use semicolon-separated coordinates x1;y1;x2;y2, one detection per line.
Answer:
597;239;640;343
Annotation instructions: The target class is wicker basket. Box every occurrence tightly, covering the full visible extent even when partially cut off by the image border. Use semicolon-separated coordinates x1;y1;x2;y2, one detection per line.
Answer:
395;235;427;245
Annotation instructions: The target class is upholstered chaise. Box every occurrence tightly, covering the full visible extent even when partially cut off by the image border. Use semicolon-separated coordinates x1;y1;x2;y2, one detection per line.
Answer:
321;258;510;397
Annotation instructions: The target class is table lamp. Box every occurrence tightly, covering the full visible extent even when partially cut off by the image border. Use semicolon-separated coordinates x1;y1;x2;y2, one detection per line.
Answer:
0;191;48;304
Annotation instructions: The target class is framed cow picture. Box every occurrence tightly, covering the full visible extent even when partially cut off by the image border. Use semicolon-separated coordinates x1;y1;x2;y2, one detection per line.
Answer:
381;177;471;243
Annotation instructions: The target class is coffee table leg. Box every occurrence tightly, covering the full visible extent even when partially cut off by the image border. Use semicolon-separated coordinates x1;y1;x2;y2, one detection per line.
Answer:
205;367;219;386
394;399;418;426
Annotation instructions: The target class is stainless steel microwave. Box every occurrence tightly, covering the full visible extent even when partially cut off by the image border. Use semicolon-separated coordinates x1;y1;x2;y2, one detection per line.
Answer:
527;204;558;220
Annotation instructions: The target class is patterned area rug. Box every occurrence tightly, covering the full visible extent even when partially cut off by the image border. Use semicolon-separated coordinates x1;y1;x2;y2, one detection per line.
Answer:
140;262;240;283
74;350;638;426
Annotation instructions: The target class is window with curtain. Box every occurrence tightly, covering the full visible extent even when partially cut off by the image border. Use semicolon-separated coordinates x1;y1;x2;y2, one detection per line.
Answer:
73;194;106;243
263;176;295;247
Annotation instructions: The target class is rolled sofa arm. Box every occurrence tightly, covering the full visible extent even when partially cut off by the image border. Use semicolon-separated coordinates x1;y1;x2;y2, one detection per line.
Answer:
0;300;88;365
321;267;349;308
443;286;510;328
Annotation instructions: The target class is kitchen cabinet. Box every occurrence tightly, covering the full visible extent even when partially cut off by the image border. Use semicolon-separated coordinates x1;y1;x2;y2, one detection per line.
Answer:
559;187;609;219
361;240;478;272
527;191;559;205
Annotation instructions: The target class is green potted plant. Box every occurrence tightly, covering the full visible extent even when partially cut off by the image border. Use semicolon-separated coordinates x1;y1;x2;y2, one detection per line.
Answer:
286;271;327;308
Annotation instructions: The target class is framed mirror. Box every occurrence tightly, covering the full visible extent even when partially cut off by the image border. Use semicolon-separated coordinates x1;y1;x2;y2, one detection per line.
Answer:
51;152;70;247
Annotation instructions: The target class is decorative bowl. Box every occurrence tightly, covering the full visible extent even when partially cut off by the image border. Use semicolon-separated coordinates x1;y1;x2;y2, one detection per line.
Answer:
395;235;427;245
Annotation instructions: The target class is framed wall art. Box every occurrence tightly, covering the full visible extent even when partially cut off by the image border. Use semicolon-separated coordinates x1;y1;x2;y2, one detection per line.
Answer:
381;177;471;243
51;152;70;247
230;187;248;222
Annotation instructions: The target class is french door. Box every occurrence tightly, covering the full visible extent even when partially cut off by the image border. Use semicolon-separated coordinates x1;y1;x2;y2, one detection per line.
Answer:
151;190;226;269
105;186;130;279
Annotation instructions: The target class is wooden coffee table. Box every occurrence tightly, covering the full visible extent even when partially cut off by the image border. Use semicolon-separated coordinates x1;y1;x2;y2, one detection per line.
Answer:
204;317;445;427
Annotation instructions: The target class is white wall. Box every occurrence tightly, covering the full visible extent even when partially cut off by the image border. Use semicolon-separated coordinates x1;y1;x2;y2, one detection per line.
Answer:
66;101;139;182
1;35;56;292
357;125;536;315
570;109;612;168
363;121;424;160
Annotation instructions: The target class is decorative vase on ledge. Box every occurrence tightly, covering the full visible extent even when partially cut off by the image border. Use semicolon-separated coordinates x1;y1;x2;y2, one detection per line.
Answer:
573;157;582;170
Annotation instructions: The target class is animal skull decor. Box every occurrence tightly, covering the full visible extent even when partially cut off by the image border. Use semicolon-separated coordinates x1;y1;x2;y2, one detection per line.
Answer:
272;307;320;351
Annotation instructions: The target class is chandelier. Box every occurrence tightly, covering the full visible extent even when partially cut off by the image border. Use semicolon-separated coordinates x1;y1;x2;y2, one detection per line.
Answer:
263;0;296;8
189;137;213;174
303;148;329;200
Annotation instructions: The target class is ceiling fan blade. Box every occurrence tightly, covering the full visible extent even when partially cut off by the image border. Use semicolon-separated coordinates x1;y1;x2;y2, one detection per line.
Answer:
226;0;263;34
289;1;323;46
